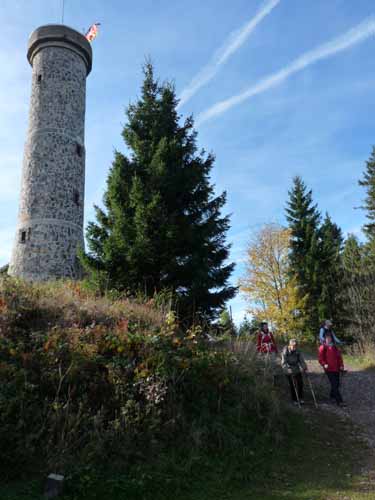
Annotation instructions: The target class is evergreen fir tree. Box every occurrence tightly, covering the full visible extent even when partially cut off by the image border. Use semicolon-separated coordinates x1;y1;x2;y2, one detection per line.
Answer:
318;213;344;322
285;176;321;333
340;234;374;343
342;234;363;272
83;64;235;321
238;315;256;336
359;146;375;244
219;308;237;336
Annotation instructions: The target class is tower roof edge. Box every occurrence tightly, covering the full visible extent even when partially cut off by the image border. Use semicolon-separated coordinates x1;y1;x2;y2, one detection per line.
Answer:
27;24;93;75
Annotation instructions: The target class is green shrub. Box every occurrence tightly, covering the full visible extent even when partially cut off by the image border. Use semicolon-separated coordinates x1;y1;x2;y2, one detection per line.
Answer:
0;277;285;482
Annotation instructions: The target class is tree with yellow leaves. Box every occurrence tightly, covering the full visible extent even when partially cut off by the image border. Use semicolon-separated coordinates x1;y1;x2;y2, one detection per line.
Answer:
240;223;306;338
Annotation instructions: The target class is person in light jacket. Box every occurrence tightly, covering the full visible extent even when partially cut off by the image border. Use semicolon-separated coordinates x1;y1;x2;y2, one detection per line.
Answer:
319;319;342;345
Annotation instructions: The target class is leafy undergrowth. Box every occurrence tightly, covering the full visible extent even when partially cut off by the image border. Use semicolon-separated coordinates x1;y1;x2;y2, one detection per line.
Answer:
1;409;373;500
1;278;373;499
343;348;375;371
0;277;284;496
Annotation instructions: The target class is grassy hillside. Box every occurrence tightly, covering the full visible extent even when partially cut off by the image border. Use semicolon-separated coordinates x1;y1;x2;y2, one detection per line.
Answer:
0;277;286;497
1;277;373;499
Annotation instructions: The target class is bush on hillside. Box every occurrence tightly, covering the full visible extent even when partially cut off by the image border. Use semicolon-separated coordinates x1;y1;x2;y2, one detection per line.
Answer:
0;277;285;481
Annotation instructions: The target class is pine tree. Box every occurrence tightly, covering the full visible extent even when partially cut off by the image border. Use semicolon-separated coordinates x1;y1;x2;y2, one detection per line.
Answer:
342;234;363;272
285;176;321;334
83;64;235;321
318;213;344;322
219;308;237;336
340;234;375;345
359;146;375;243
238;315;253;336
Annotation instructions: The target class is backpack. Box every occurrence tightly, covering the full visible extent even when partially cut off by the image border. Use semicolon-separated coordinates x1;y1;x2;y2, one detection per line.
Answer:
319;326;336;345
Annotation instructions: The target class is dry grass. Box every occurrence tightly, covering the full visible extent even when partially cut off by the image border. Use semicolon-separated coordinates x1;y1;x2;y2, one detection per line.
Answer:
0;276;165;333
344;341;375;370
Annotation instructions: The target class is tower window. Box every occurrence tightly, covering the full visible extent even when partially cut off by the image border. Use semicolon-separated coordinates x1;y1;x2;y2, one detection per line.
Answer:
20;230;27;243
37;74;42;83
73;190;80;206
19;228;31;243
76;144;83;157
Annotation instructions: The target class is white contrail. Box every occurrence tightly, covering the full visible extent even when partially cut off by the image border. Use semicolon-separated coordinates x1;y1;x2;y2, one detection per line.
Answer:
197;16;375;125
177;0;280;109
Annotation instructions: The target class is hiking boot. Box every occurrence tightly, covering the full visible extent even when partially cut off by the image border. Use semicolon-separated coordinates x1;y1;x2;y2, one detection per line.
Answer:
338;401;347;407
300;400;305;404
293;401;299;406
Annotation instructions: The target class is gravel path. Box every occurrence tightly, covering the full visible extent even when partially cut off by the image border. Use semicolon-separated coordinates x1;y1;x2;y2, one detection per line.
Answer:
303;353;375;491
305;355;375;446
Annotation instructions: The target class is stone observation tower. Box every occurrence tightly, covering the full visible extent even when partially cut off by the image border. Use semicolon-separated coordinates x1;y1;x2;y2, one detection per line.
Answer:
8;25;92;280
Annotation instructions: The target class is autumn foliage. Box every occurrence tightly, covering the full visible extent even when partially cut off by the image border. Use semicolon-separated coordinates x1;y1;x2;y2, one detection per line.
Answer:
0;277;283;480
240;224;306;338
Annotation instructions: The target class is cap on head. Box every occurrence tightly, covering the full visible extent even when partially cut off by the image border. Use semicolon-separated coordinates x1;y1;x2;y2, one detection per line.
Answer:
325;319;333;327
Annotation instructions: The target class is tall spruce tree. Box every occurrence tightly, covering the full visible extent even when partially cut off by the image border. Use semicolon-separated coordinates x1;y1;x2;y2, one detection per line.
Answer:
285;176;321;333
318;213;344;323
340;234;375;344
342;234;363;272
83;64;235;321
359;146;375;244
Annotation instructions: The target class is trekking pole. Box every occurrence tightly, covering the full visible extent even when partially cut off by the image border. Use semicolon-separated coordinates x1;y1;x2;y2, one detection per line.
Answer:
305;372;318;408
291;374;301;408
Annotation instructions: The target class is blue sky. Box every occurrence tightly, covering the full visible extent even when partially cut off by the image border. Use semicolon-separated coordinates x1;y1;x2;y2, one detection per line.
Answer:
1;0;375;324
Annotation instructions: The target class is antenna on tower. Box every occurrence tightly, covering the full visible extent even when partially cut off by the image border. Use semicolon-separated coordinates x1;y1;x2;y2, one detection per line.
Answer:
61;0;65;24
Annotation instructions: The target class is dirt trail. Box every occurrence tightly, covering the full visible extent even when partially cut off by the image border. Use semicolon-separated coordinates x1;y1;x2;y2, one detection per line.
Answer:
304;353;375;491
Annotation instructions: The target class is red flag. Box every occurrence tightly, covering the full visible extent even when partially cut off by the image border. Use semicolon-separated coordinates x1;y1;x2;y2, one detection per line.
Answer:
85;23;100;42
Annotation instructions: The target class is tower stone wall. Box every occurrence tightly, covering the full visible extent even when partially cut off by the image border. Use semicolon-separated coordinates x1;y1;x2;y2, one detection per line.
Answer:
8;25;92;281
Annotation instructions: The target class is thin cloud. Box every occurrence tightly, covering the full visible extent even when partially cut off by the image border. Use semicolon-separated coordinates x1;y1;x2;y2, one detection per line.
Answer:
177;0;280;109
197;16;375;125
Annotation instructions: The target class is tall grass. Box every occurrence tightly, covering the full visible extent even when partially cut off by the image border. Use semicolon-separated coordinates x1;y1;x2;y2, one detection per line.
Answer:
0;277;288;487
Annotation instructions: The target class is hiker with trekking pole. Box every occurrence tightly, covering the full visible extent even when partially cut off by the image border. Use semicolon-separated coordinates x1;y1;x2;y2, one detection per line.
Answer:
318;333;347;407
281;339;308;407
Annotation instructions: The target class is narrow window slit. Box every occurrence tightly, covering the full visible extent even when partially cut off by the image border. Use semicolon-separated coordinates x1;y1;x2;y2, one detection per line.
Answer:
73;190;80;206
76;144;83;157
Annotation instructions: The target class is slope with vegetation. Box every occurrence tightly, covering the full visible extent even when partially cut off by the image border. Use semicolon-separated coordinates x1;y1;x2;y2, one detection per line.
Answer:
0;277;286;497
2;278;375;500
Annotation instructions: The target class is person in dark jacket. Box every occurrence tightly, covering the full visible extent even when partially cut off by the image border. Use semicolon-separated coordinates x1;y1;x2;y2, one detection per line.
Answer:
281;339;308;404
318;333;346;406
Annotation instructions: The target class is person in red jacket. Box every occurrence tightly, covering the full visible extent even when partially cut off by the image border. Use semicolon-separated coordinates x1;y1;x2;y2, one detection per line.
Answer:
257;321;278;357
319;333;346;407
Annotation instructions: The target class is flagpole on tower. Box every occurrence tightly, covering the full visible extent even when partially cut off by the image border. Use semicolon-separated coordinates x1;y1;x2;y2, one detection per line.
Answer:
61;0;65;24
